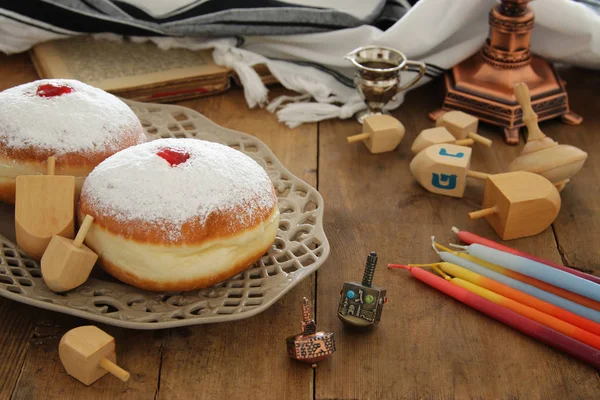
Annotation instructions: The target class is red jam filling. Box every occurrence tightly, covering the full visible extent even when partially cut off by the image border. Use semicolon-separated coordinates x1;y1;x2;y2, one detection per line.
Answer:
157;147;190;166
36;83;73;97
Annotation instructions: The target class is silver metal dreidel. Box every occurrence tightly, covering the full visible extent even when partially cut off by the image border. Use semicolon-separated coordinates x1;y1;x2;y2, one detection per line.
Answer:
286;297;336;368
338;252;387;328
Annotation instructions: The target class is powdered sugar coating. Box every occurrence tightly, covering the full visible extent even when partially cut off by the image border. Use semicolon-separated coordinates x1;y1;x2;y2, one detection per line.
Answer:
0;79;144;155
81;138;277;242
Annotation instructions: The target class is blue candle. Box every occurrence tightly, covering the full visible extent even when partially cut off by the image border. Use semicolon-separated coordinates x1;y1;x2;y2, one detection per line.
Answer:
439;252;600;324
467;244;600;303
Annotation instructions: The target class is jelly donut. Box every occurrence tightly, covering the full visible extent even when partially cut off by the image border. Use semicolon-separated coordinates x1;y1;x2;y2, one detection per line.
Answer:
78;138;279;291
0;79;146;203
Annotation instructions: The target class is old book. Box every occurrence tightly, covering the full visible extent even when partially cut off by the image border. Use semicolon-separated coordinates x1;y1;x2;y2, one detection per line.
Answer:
30;36;272;102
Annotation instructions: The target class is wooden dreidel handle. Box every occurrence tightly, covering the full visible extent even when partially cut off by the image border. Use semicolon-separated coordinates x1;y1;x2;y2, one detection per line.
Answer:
469;206;498;220
468;171;561;240
509;83;587;191
59;325;130;386
347;132;370;143
346;115;405;154
514;83;546;142
436;111;479;139
411;127;475;154
15;156;75;259
41;215;98;293
466;132;493;147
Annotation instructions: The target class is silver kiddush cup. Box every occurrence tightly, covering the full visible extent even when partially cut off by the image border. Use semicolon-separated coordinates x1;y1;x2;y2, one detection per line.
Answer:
345;46;426;123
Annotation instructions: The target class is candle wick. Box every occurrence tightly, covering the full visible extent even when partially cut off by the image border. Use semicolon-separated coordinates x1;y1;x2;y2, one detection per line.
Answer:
448;243;469;252
388;264;410;270
432;240;456;254
431;236;440;254
451;226;461;234
431;265;451;280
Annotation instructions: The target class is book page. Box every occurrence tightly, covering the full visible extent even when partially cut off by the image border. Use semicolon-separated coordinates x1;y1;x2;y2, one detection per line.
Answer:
33;36;230;92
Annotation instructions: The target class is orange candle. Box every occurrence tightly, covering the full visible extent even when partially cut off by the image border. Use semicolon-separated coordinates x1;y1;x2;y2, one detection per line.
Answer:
449;277;600;351
437;262;600;337
460;253;600;312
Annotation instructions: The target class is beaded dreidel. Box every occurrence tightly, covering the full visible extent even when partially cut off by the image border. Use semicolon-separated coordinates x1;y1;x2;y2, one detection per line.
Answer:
338;252;387;328
41;215;98;293
15;156;75;258
346;114;405;154
286;297;335;367
59;325;130;386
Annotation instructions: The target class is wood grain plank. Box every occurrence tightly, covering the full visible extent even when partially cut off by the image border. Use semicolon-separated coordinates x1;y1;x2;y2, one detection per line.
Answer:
0;52;164;400
0;52;39;90
0;50;42;399
11;313;165;400
315;76;600;400
0;299;40;399
543;67;600;274
157;88;317;400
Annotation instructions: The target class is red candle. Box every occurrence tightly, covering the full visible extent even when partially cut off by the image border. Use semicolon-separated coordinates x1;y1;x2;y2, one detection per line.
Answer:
390;264;600;369
452;227;600;286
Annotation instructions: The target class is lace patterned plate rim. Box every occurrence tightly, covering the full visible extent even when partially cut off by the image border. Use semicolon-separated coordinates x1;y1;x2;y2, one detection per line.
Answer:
0;99;329;330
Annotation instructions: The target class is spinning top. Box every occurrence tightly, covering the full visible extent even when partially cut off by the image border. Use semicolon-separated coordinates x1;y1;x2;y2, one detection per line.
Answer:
15;156;75;258
410;143;489;198
338;252;387;328
508;83;588;191
436;111;492;146
346;114;405;154
411;127;492;155
469;171;561;240
286;297;335;367
59;325;130;386
41;215;98;292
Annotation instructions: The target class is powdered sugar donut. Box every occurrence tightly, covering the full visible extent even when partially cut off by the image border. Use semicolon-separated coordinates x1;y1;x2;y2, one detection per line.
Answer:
78;138;279;291
0;79;146;203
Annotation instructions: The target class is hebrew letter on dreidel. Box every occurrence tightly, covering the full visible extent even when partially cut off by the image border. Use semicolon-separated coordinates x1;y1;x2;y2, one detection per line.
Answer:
439;148;464;158
409;143;472;198
432;173;457;190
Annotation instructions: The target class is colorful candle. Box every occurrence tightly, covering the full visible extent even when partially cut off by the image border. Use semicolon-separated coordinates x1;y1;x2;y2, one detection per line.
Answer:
437;262;600;336
467;244;600;303
453;227;600;285
451;250;600;312
449;277;600;350
438;251;600;324
388;265;600;369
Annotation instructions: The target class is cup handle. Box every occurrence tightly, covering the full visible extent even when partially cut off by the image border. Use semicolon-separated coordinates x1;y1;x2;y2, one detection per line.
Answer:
396;61;427;93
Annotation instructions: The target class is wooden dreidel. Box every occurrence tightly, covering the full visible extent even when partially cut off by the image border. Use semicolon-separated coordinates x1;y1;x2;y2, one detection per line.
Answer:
411;126;492;154
338;252;387;328
469;171;561;240
59;325;130;386
346;114;405;154
15;156;75;259
410;143;488;198
436;110;492;145
41;215;97;292
508;83;588;191
286;297;335;367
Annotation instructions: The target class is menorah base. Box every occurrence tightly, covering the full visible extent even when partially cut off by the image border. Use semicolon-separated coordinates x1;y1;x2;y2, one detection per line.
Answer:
429;54;582;145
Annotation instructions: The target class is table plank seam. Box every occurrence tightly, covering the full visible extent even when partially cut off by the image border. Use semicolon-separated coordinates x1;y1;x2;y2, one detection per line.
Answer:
9;338;34;400
550;224;598;276
154;330;170;400
313;122;321;400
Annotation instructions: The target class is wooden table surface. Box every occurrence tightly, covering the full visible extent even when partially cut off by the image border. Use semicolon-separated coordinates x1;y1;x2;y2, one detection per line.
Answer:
0;52;599;400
